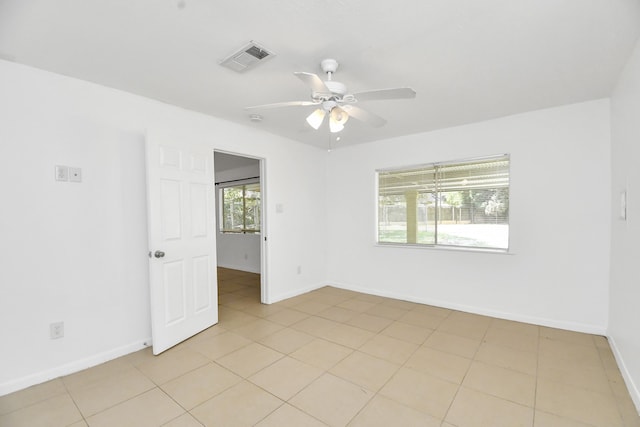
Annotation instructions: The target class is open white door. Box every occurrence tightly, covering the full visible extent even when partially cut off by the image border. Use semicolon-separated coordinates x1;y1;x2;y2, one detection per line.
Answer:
146;132;217;355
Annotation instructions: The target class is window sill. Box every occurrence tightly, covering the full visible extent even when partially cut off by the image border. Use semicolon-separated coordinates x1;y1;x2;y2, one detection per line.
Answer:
375;242;512;255
220;231;261;235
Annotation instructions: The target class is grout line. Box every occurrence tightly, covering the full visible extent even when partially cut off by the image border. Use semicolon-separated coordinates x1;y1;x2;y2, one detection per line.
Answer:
531;318;541;426
0;378;70;418
438;312;491;424
596;336;628;424
5;269;637;426
59;378;87;426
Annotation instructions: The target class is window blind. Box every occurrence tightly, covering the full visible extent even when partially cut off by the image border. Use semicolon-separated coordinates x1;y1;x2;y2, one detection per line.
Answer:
377;154;509;250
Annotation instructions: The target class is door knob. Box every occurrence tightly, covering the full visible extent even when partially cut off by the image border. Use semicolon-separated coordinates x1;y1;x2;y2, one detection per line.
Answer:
154;250;165;258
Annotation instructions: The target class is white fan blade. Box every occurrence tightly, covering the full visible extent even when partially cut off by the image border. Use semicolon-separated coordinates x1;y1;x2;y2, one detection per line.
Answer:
294;72;331;94
245;100;319;110
343;105;387;127
352;87;416;102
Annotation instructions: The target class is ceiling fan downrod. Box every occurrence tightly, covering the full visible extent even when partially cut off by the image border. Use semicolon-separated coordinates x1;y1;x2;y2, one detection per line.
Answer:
320;58;339;81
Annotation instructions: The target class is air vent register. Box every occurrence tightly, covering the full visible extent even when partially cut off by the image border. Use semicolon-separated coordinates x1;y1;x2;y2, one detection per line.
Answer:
220;41;274;73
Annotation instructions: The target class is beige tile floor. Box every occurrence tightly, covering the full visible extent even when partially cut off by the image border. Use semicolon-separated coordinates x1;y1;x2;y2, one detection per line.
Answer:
1;267;639;427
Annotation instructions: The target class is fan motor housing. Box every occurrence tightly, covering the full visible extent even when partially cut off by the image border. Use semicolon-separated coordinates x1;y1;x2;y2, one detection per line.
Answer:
324;80;347;96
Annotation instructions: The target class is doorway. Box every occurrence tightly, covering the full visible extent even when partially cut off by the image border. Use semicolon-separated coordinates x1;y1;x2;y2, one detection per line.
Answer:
213;151;266;309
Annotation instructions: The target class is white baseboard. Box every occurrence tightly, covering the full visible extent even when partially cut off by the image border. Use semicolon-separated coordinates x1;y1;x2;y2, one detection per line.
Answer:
0;339;151;397
217;263;261;274
265;282;326;304
327;281;607;336
608;335;640;415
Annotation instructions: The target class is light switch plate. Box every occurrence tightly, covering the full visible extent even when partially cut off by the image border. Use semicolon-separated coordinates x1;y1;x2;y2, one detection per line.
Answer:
55;165;68;181
69;167;82;183
50;321;64;339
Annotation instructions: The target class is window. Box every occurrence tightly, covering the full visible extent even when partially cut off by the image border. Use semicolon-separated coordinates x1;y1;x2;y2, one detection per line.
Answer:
220;183;260;233
377;155;509;250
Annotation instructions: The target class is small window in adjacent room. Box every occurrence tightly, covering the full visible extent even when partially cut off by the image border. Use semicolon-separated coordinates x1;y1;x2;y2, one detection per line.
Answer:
377;154;510;250
221;183;261;233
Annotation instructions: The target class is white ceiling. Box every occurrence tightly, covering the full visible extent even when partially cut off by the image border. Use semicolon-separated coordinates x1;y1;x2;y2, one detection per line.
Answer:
1;0;639;149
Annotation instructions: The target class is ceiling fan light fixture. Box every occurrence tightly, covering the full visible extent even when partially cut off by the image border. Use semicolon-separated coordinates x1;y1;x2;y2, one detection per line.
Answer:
244;57;416;138
330;106;349;125
329;106;349;133
306;108;326;130
329;117;345;133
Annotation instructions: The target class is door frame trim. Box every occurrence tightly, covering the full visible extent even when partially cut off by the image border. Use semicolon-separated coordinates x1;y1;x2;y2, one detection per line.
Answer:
213;149;268;303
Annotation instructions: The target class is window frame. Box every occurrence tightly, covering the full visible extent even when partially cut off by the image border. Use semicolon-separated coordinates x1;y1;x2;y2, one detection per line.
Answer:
219;181;261;234
376;154;510;252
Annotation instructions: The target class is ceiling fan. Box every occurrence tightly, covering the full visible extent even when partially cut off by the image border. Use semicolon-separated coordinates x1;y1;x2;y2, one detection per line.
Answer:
246;58;416;133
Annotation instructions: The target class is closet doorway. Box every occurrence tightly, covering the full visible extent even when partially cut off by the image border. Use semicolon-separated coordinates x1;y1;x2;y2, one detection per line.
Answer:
214;151;266;311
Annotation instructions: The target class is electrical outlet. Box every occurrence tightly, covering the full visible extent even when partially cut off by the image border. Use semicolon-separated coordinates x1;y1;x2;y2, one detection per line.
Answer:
50;322;64;339
297;265;302;275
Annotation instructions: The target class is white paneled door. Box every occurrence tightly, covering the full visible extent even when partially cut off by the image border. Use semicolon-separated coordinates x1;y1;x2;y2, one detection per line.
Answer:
145;133;217;355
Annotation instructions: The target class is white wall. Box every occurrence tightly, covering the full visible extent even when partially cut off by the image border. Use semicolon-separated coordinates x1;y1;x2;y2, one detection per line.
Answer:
215;162;262;273
327;99;611;334
0;60;327;395
216;233;262;274
609;36;640;411
0;55;627;400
